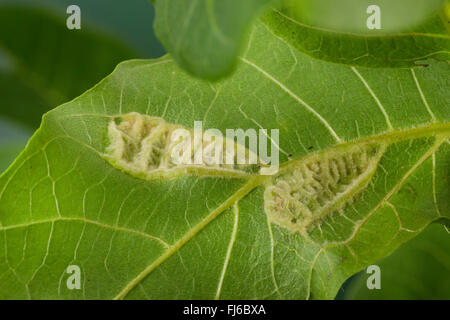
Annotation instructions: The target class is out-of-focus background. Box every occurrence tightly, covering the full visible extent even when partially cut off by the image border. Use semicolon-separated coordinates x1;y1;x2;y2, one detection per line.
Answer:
0;0;448;300
0;0;165;172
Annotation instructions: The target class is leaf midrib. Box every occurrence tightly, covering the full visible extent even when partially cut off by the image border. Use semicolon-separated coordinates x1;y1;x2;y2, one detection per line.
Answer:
0;113;447;300
1;48;449;298
113;176;264;300
111;123;449;300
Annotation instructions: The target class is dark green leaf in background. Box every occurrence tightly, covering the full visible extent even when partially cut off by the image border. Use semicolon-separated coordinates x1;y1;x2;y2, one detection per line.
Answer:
279;0;447;33
0;118;30;174
153;0;274;80
0;144;25;172
0;5;137;128
0;0;166;174
345;223;450;299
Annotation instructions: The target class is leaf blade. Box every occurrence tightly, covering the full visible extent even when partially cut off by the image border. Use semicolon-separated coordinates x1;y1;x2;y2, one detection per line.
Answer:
0;20;449;300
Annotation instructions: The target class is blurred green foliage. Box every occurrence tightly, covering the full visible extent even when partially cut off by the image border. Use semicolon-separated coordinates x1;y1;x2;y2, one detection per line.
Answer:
0;5;131;128
344;223;450;299
0;0;165;173
281;0;446;33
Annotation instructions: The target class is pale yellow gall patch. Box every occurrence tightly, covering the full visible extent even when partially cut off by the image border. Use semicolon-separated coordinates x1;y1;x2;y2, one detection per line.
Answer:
104;112;262;180
264;144;385;234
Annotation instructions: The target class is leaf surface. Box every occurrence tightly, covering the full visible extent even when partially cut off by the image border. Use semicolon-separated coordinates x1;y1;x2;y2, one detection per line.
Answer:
0;20;449;300
263;0;450;68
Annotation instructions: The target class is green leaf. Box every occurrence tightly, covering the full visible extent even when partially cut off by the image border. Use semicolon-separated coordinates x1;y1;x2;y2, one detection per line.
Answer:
262;0;450;68
0;5;137;128
153;0;450;79
153;0;273;80
280;0;447;33
344;223;450;299
0;20;449;299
